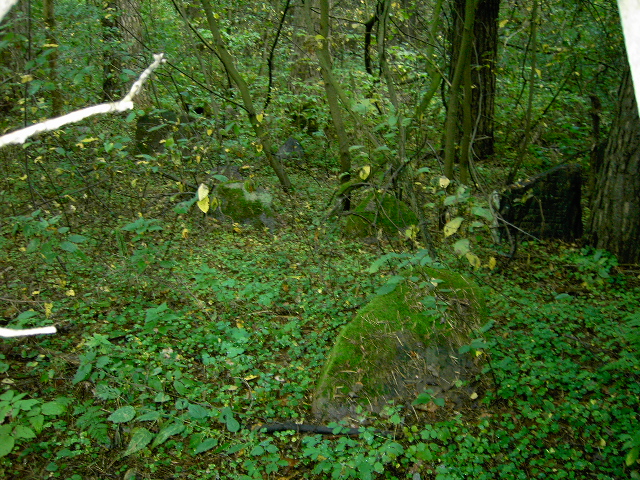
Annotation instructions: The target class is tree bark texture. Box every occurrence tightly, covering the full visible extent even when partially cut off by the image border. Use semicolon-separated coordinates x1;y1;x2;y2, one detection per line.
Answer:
588;69;640;264
450;0;499;162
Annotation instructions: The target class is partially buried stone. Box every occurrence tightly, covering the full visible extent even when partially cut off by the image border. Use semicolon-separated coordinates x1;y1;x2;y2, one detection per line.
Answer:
276;137;305;162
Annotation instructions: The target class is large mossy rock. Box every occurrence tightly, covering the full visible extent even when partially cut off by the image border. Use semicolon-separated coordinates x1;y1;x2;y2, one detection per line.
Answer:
215;182;276;230
313;267;487;422
345;192;417;238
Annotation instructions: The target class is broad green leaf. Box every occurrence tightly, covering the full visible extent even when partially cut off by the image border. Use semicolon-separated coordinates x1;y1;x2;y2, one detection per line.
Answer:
41;400;66;416
151;421;185;448
136;410;161;422
443;194;458;206
375;275;405;296
220;407;240;433
153;392;171;403
626;446;639;466
188;403;211;420
29;414;45;433
471;206;494;221
108;406;136;423
0;390;15;402
194;438;218;455
14;399;40;411
67;234;87;243
453;238;470;256
0;434;14;457
59;241;78;253
122;427;154;456
173;380;187;395
443;217;463;237
72;363;92;385
12;425;36;439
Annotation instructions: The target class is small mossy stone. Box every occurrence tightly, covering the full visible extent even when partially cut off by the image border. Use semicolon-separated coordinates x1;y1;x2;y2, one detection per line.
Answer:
215;182;276;230
345;191;417;238
313;266;487;422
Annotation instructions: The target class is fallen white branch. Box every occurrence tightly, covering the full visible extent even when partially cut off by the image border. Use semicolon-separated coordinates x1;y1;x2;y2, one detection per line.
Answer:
0;53;166;148
0;0;19;22
0;326;57;338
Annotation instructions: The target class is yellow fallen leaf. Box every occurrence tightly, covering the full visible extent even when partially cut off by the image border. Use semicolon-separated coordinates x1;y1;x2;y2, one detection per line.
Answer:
438;176;450;188
44;303;53;318
359;165;371;180
66;289;75;297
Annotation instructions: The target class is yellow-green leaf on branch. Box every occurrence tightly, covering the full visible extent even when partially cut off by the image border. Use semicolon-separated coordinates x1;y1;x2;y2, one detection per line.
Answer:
466;252;481;269
359;165;371;180
197;197;210;213
443;217;463;237
197;184;209;201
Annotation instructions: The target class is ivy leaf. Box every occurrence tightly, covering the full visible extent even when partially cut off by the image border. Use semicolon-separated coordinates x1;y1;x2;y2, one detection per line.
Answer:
220;407;240;433
108;406;136;423
194;437;218;455
188;403;211;420
122;427;154;456
151;421;185;449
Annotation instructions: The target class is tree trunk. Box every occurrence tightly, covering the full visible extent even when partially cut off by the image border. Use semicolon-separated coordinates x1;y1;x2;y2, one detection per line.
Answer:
43;0;62;116
311;0;352;209
199;0;292;192
443;0;477;179
588;68;640;264
470;0;499;160
449;0;499;164
101;2;122;102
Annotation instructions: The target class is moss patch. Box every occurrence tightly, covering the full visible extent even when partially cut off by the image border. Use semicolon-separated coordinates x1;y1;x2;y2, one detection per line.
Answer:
345;191;417;238
313;266;487;422
215;182;276;230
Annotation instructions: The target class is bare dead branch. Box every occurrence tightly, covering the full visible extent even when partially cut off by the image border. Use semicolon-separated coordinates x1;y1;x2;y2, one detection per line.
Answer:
0;53;165;149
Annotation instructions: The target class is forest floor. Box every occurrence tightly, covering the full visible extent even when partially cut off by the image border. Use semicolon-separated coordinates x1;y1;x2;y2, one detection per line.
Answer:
1;169;639;479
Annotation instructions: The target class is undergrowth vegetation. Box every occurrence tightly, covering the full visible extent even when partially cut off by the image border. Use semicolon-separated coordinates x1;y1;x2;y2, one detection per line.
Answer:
1;0;638;478
1;164;639;478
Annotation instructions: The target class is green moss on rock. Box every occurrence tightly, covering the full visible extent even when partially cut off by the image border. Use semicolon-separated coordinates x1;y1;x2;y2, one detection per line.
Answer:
313;266;487;422
215;182;276;229
345;191;417;237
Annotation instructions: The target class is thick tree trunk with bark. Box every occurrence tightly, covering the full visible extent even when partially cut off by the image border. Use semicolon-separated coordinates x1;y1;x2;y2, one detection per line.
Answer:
588;69;640;264
449;0;499;163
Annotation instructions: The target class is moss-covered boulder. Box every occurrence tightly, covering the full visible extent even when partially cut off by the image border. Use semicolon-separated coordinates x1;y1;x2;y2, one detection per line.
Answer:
215;182;276;230
313;267;487;422
345;191;417;238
